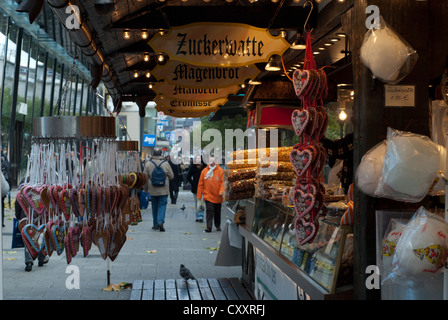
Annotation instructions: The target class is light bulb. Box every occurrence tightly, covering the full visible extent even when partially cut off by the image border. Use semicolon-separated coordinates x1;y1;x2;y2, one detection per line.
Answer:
144;54;149;62
141;30;148;39
134;72;139;78
339;110;347;121
149;83;153;89
157;54;165;63
146;72;151;78
123;30;131;39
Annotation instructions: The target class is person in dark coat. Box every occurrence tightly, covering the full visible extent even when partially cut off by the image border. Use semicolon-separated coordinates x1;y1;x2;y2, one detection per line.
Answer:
167;155;180;204
187;155;206;222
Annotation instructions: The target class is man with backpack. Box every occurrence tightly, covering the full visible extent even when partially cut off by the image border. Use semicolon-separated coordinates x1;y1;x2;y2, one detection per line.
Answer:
143;148;174;232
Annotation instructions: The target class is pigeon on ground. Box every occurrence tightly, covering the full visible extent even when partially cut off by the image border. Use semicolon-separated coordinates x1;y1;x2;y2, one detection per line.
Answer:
179;264;195;280
180;204;186;211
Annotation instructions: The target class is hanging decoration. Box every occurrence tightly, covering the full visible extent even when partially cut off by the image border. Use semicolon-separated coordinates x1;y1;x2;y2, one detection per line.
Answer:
116;141;147;226
288;30;329;245
17;114;146;264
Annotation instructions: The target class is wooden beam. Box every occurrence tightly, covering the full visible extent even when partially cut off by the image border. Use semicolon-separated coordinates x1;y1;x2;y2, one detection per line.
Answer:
108;6;315;30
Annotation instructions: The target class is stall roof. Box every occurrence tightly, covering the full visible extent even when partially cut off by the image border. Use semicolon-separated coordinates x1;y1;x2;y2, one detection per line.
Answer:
11;0;353;117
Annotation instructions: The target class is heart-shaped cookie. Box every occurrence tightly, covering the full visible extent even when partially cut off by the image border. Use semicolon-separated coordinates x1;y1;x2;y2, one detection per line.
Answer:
290;147;313;178
81;225;92;257
64;232;72;264
69;187;80;217
44;220;55;257
22;223;46;253
23;185;46;216
21;227;39;260
51;222;65;255
93;228;110;260
295;217;319;245
16;186;30;217
293;69;311;99
291;109;311;138
293;188;316;219
58;189;71;221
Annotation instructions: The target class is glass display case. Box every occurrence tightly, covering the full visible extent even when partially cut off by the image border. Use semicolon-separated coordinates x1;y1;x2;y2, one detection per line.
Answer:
251;198;353;294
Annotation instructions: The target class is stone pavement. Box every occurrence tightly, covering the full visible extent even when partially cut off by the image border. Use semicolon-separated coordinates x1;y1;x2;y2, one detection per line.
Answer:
1;190;241;300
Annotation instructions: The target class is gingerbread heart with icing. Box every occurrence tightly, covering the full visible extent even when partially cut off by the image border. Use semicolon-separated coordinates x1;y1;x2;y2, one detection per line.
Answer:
293;69;311;99
23;185;46;216
51;222;65;255
291;109;311;138
44;220;55;257
64;232;72;264
293;188;316;219
290;147;313;178
81;225;92;257
295;217;319;245
69;187;80;217
58;189;71;221
16;186;30;217
22;223;46;253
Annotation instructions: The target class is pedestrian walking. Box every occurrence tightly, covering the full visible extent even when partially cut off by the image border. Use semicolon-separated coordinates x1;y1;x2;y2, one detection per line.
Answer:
143;148;174;232
187;155;206;222
167;155;180;205
196;157;224;233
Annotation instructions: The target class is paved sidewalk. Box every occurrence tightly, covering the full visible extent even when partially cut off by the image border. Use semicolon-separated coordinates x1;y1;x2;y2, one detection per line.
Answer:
1;190;241;300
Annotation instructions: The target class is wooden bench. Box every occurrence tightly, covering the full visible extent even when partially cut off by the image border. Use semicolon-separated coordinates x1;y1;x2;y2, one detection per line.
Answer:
130;278;253;300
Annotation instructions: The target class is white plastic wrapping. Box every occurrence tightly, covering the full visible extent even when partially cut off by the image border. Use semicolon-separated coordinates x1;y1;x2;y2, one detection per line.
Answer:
380;219;407;278
374;128;439;202
355;140;387;197
360;16;418;84
384;207;448;283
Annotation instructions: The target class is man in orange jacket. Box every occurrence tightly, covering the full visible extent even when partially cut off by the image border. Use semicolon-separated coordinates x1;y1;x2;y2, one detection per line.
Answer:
196;157;225;232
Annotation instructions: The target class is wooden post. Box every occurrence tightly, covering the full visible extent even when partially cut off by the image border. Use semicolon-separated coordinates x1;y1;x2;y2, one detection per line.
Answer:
341;0;440;299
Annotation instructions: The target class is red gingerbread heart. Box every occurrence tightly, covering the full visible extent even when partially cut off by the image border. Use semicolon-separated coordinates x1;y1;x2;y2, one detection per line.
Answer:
291;109;311;137
290;147;314;178
81;225;92;257
293;69;311;99
293;188;316;219
295;217;319;245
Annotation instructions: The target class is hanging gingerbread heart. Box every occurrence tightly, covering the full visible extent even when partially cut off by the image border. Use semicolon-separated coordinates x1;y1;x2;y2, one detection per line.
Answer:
69;187;80;217
292;69;311;99
23;185;46;216
292;188;316;219
51;222;65;255
295;217;319;245
291;109;311;137
81;225;92;257
44;220;55;257
290;147;314;178
22;223;46;253
58;188;71;221
64;232;73;264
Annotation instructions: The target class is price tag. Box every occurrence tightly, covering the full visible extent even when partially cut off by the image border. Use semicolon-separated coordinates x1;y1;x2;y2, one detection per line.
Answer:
384;85;415;107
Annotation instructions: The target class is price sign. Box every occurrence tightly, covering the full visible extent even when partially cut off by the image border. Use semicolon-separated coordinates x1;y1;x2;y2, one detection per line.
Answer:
384;85;415;107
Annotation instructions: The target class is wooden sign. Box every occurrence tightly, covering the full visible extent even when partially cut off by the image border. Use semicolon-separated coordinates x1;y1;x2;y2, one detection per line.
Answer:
154;95;227;116
153;82;241;101
151;60;260;88
148;22;290;67
384;85;415;107
155;104;219;118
